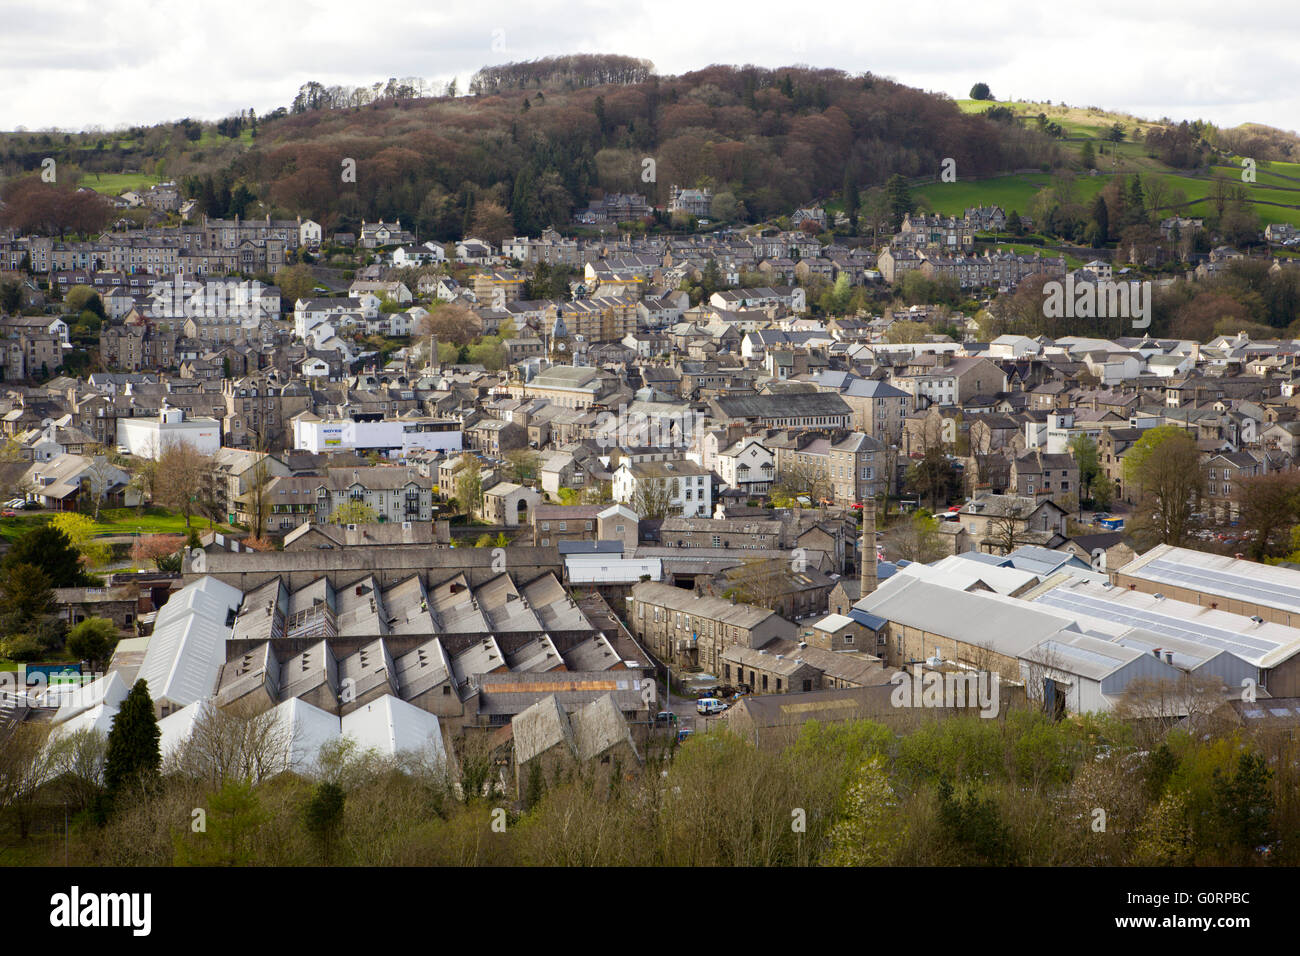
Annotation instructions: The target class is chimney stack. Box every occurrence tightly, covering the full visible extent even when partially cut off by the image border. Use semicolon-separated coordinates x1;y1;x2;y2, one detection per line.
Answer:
860;499;877;597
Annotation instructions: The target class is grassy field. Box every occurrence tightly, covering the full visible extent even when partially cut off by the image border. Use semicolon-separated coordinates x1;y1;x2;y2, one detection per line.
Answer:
78;171;161;195
0;507;228;542
917;165;1300;229
915;171;1111;216
955;98;1163;140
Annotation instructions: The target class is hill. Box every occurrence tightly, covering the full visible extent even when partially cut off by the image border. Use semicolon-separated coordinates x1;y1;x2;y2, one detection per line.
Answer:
0;58;1057;238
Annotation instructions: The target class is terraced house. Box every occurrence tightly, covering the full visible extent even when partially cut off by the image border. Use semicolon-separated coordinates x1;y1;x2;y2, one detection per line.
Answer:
628;581;796;672
313;466;434;524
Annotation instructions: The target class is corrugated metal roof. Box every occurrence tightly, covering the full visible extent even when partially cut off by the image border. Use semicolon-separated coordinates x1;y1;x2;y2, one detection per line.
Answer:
138;577;242;708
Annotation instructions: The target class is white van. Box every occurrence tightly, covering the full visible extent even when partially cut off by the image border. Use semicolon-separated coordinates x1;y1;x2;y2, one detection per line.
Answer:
697;698;726;716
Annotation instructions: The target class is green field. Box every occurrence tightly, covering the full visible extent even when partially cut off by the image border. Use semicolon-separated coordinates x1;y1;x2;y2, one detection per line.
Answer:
917;163;1300;230
78;171;161;195
916;171;1111;217
0;507;229;542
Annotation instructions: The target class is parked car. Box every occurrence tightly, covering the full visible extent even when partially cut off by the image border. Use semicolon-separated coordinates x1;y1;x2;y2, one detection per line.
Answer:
3;498;24;508
1;510;15;517
697;698;727;716
653;711;677;724
676;728;695;743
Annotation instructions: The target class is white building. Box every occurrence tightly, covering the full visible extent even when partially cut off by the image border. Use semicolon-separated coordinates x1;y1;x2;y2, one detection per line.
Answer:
293;417;462;458
299;219;322;249
117;406;221;459
612;458;712;518
716;436;775;495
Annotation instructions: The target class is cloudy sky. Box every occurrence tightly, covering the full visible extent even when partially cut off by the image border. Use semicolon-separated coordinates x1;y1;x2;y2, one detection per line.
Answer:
2;0;1297;133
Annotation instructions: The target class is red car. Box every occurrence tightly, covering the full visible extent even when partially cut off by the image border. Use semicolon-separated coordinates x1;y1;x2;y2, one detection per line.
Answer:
2;510;16;517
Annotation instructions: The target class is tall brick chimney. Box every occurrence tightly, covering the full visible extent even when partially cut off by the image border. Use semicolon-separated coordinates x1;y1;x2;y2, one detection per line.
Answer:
860;499;877;597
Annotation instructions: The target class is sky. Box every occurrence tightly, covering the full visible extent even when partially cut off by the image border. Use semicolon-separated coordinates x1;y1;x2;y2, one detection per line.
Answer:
1;0;1297;134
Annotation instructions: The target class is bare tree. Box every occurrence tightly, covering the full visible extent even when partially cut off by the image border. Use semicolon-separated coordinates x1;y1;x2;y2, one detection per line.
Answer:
984;504;1034;555
152;441;218;528
246;445;273;537
0;722;54;840
773;456;830;505
724;557;789;611
168;703;292;788
1113;675;1228;749
629;477;674;520
80;455;120;520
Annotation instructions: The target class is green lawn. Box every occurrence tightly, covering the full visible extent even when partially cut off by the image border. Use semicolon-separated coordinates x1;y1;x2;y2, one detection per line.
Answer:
78;171;161;195
0;507;230;542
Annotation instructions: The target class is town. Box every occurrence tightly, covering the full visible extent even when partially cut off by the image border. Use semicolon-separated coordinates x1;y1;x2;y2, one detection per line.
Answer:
1;52;1299;874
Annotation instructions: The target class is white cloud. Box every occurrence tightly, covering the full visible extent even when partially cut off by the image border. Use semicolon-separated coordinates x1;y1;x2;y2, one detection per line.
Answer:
0;0;1296;133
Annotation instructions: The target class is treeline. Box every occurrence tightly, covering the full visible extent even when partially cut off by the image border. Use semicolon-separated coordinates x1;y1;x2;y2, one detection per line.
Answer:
5;707;1293;867
468;54;656;94
227;64;1045;239
0;176;111;237
979;260;1300;342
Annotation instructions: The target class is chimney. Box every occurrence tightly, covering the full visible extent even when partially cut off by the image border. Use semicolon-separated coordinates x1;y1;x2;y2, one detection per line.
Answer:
860;499;877;597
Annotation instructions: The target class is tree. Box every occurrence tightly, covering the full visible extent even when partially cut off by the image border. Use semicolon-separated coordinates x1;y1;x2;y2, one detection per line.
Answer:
504;449;541;485
984;505;1035;556
103;678;162;801
823;756;903;866
889;509;946;564
1080;139;1095;171
936;777;1016;865
772;456;831;506
905;447;959;511
1124;426;1205;549
1068;433;1101;505
0;562;55;625
174;780;270;866
0;723;54;840
245;449;273;537
629;477;674;520
1210;751;1274;863
885;319;931;344
51;511;109;569
417;302;479;347
885;174;915;232
274;263;316;305
725;557;789;610
470;201;513;246
65;284;105;318
4;524;86;587
130;535;185;572
329;500;378;525
152;442;217;528
303;781;346;863
67;616;120;670
81;455;120;520
452;458;484;517
1236;470;1300;560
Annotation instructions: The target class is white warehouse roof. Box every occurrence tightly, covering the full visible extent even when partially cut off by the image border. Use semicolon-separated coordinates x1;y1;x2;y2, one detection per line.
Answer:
137;577;243;709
